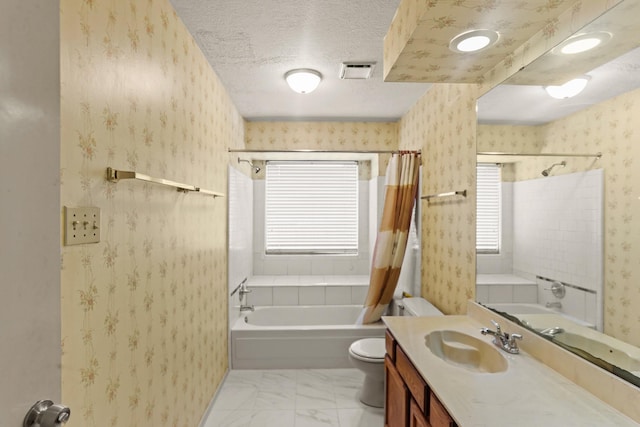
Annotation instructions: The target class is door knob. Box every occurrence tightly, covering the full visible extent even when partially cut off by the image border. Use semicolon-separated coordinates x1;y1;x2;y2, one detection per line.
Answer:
24;400;71;427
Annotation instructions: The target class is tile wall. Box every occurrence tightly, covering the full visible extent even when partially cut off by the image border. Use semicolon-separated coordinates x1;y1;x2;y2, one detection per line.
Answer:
513;170;603;329
245;276;370;307
228;165;254;322
512;170;603;289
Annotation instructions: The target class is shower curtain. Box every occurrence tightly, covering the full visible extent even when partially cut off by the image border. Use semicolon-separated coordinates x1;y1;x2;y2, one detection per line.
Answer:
359;151;420;324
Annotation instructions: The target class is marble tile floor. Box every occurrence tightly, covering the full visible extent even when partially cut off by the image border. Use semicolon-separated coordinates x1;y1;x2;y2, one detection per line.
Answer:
203;368;384;427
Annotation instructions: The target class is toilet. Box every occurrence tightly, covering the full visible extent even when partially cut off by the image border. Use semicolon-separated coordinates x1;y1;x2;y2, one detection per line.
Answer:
348;297;443;408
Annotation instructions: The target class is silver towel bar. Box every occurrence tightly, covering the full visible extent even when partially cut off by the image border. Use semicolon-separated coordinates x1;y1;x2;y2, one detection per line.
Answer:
106;167;224;198
421;189;467;201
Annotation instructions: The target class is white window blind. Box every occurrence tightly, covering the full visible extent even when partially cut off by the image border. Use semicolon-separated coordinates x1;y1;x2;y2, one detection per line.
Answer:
476;163;501;254
265;161;358;254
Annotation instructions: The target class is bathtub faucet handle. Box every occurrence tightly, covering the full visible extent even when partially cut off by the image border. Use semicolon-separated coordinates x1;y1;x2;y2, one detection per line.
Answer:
230;277;249;297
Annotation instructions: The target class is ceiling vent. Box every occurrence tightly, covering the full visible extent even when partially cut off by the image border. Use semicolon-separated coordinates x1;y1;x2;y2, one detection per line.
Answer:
339;62;376;79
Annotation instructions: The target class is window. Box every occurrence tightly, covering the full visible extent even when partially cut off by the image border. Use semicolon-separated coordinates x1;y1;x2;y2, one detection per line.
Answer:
265;161;358;254
476;163;501;254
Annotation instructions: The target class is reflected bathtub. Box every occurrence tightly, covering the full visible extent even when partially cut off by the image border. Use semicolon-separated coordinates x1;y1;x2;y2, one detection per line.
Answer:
230;305;385;369
487;303;595;328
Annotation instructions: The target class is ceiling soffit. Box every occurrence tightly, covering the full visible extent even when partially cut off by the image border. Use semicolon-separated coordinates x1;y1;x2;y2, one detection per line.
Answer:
384;0;577;83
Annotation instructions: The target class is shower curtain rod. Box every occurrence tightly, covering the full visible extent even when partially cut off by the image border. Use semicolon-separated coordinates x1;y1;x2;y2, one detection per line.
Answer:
228;149;420;154
477;151;602;158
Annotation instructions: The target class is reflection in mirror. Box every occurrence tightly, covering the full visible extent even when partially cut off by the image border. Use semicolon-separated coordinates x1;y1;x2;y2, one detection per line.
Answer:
475;0;640;388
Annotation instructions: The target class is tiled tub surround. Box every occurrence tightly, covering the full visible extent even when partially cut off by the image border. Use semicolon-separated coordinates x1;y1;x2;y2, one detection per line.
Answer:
228;165;254;327
477;274;598;328
231;304;384;369
513;170;604;330
243;275;370;307
475;274;537;304
477;170;604;330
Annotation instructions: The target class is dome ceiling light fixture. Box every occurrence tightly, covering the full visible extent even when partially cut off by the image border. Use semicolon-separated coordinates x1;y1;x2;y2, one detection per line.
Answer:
284;69;322;94
449;29;500;53
553;31;612;55
544;76;591;99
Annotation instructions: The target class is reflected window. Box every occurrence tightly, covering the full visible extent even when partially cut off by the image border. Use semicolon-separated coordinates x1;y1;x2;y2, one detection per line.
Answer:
476;163;501;254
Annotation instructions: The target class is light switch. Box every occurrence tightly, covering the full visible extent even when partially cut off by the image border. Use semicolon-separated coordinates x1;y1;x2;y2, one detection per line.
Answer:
64;206;101;245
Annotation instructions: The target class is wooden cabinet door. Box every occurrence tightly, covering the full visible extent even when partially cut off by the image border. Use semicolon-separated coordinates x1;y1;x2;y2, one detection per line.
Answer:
385;355;409;427
430;392;456;427
410;398;431;427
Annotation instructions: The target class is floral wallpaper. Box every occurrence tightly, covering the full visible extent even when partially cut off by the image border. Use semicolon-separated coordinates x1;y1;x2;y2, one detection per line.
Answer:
60;0;244;426
384;0;580;83
399;84;479;315
482;0;622;92
477;124;544;181
245;121;399;175
386;0;623;318
479;89;640;347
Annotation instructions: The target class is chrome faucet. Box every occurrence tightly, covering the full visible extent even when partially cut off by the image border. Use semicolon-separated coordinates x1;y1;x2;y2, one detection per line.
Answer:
540;326;565;337
239;303;255;312
480;319;522;354
545;301;562;309
230;278;254;312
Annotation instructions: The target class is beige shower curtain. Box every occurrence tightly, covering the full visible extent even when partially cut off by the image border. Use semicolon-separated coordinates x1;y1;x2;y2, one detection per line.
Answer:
359;151;420;324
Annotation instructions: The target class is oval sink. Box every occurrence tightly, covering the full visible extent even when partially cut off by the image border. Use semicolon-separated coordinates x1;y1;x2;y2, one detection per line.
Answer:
425;330;508;373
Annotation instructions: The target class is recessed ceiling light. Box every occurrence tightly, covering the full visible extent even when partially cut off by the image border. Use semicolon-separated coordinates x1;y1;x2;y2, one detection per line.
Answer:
449;29;499;53
553;32;611;55
544;76;590;99
284;69;322;94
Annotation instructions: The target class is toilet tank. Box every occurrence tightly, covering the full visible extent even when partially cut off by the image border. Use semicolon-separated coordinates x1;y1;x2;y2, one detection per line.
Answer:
401;297;443;317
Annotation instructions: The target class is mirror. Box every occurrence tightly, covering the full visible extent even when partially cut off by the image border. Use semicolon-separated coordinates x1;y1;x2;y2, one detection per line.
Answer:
475;0;640;387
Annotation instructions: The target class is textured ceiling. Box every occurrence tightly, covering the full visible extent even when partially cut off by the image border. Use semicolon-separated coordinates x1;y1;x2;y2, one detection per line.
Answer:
169;0;640;124
168;0;432;121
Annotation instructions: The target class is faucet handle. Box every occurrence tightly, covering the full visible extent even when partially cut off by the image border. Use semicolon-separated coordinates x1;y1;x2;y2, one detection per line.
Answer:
490;319;501;333
508;333;523;347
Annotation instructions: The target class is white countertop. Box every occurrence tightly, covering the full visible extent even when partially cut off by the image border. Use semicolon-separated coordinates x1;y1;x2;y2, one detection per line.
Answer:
383;315;638;427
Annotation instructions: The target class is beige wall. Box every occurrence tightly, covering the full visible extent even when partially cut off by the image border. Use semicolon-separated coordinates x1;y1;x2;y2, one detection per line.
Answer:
245;121;398;175
389;0;622;316
60;1;244;426
478;88;640;346
398;84;479;314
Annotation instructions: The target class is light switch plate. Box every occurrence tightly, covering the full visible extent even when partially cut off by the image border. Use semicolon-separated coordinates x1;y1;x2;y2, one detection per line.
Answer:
64;206;101;245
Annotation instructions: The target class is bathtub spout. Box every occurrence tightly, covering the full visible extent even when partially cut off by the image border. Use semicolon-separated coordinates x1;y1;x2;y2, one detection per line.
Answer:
240;304;255;312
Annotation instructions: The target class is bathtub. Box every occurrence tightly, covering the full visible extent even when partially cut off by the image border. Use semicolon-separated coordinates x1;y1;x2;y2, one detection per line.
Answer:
487;303;595;328
230;305;385;369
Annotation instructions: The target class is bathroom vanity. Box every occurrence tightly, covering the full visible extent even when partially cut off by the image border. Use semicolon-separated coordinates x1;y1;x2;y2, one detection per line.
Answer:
385;329;456;427
382;303;640;427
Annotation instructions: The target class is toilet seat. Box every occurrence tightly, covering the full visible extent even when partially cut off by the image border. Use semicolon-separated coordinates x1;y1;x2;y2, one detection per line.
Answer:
349;338;385;362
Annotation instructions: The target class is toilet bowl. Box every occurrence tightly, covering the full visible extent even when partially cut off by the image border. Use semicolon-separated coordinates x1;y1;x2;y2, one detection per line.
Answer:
349;297;443;408
348;338;386;408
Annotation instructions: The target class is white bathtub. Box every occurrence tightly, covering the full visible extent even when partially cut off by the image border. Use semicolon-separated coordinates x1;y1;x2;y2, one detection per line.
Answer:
231;305;385;369
487;303;595;328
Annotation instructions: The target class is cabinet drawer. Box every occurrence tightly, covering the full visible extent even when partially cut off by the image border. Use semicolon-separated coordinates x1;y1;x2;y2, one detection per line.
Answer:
429;392;456;427
385;329;397;361
396;346;428;413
